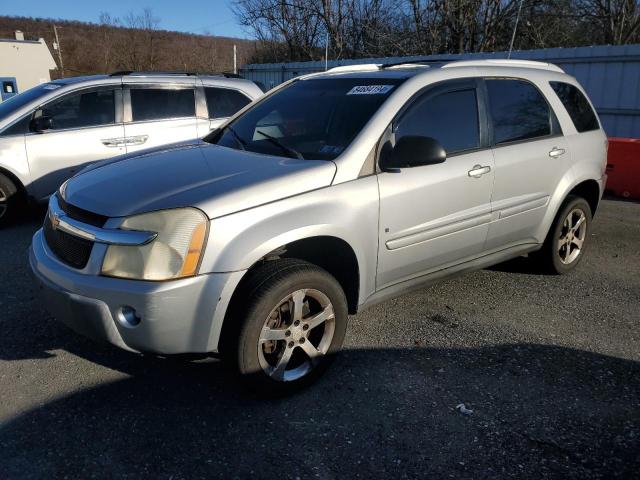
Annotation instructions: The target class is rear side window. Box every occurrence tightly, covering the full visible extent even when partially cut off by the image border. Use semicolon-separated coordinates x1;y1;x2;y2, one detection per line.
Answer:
486;79;551;144
395;88;480;154
550;82;599;132
41;89;116;130
205;87;251;118
130;88;195;122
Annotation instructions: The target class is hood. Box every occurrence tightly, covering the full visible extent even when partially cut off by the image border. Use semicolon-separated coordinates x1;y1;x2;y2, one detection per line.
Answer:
64;142;337;219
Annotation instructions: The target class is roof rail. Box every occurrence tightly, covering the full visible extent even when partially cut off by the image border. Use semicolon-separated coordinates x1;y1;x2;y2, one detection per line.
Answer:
327;64;381;73
109;71;243;78
380;59;458;69
109;71;198;77
442;59;564;73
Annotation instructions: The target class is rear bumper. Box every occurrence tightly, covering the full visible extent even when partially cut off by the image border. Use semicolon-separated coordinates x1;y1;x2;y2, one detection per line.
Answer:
30;228;245;354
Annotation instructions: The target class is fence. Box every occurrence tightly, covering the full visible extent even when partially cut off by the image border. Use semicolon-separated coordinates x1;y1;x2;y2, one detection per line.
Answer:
240;44;640;139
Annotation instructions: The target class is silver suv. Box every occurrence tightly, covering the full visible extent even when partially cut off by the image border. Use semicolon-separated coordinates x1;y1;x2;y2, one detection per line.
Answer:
0;72;263;225
30;60;607;393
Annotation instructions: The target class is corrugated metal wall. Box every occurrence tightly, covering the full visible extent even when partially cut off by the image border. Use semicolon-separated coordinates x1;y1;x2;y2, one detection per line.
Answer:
240;44;640;138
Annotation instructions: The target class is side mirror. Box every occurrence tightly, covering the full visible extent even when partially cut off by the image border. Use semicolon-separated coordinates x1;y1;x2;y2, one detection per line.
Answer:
383;135;446;170
29;116;53;133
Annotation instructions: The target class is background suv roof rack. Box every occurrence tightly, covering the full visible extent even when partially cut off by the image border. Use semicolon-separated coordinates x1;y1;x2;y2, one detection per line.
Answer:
109;71;243;78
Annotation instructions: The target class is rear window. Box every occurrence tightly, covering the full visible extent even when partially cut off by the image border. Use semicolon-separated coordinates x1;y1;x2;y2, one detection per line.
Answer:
486;79;552;144
205;87;251;118
550;82;599;133
130;88;195;121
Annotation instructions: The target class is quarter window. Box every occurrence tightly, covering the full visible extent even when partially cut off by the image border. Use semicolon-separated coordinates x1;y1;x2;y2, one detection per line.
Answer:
130;88;195;122
205;87;251;118
395;88;480;154
486;79;551;144
40;89;116;130
550;82;599;133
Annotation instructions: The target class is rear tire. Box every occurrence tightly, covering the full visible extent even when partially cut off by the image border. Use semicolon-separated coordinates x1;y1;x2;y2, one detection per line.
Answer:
0;173;22;228
223;259;348;395
532;195;592;274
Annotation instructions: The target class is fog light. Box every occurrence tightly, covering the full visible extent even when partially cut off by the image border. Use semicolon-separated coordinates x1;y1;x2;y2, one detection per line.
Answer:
117;306;141;328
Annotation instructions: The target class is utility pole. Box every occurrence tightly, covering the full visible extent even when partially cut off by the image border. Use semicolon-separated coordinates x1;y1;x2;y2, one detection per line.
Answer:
325;32;329;71
233;44;237;75
508;0;524;59
53;25;64;77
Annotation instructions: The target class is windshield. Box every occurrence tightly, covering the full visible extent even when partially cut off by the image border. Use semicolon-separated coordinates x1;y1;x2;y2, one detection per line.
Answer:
0;83;61;119
207;77;404;160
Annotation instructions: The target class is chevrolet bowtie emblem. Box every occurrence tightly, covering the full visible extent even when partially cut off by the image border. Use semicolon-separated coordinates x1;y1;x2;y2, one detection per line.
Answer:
50;211;61;230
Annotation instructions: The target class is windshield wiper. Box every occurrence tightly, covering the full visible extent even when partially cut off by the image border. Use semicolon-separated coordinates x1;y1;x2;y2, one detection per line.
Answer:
226;125;246;150
256;130;304;160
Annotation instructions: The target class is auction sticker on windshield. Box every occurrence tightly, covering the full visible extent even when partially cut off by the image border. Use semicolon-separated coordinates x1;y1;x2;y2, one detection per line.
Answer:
347;85;394;95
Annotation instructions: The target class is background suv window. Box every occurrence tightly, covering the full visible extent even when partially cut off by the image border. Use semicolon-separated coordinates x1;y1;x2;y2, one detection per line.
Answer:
130;88;195;122
550;82;600;133
395;88;480;154
40;89;115;130
486;79;551;144
205;87;251;118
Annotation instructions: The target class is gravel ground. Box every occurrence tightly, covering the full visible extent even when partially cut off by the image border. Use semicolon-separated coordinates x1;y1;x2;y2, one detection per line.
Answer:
0;199;639;479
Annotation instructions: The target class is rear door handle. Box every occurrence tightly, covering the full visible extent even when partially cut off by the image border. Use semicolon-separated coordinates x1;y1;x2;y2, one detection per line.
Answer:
101;137;126;147
468;164;491;178
124;135;149;146
549;147;566;158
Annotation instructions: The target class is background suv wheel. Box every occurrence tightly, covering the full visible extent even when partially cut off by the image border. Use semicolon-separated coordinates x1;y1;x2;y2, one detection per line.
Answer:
0;173;21;228
224;259;348;394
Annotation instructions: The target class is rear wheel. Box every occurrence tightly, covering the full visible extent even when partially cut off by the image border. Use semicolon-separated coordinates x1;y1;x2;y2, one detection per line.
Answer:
533;195;592;274
0;173;21;228
224;259;348;394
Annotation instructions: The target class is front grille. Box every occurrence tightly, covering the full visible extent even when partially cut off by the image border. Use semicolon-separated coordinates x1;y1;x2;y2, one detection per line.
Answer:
43;213;94;269
42;194;106;269
57;195;108;227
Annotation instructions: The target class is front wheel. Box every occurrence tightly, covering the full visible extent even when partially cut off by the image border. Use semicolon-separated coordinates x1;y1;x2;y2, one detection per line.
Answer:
0;173;21;228
533;195;592;274
224;259;348;394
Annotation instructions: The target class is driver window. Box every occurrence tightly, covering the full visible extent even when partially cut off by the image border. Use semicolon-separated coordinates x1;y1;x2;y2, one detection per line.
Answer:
40;89;116;130
395;89;480;155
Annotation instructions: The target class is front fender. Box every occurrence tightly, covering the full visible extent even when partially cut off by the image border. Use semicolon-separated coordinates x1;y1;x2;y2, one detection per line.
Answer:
201;176;380;305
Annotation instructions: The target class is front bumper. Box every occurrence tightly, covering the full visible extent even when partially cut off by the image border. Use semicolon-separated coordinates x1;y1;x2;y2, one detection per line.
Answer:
30;228;245;354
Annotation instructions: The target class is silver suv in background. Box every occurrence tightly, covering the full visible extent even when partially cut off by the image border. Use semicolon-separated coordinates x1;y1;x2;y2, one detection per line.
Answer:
30;60;607;393
0;72;263;225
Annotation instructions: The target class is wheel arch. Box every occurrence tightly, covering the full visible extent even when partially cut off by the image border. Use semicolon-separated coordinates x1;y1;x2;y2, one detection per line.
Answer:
566;179;601;217
229;235;361;316
536;174;603;243
0;166;27;197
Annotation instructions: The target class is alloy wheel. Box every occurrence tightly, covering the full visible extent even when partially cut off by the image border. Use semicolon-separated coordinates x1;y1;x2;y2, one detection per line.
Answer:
257;288;335;382
558;207;587;265
0;187;7;219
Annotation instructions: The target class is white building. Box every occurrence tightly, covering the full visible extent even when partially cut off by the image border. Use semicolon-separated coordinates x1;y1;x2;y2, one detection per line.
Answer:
0;30;57;98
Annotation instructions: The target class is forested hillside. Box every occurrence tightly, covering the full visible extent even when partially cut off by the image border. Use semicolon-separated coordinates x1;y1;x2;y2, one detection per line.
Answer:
0;12;257;78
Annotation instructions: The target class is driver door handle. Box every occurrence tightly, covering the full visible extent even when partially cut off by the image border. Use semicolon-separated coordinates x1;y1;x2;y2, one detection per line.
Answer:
468;164;491;178
549;147;566;158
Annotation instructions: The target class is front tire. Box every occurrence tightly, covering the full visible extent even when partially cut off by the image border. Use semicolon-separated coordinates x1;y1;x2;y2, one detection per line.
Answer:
533;195;592;274
224;259;348;394
0;173;21;228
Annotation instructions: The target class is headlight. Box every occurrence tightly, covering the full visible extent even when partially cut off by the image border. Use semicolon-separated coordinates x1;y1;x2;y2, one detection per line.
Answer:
101;208;208;281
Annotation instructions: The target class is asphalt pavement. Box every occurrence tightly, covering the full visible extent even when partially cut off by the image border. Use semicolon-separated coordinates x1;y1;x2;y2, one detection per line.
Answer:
1;199;639;479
